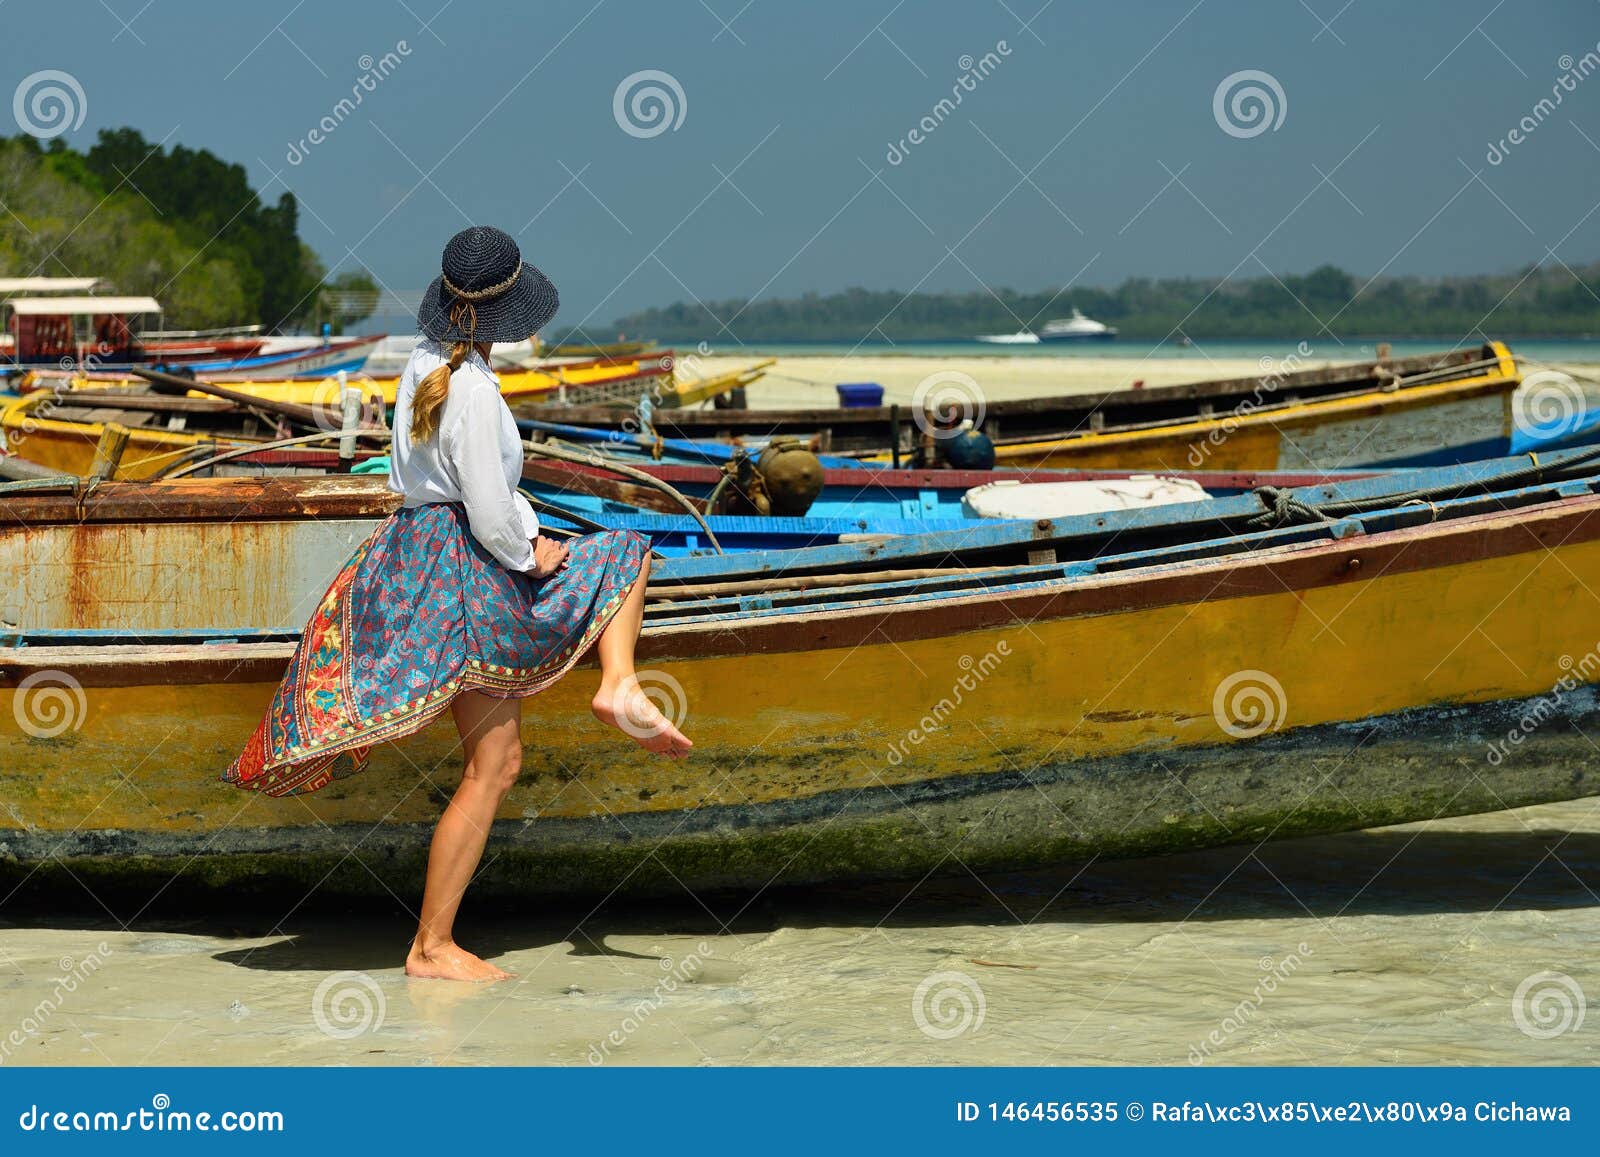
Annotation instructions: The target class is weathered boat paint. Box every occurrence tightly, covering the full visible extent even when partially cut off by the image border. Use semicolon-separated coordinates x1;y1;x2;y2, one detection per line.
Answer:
979;355;1520;471
4;463;1600;896
0;392;260;480
528;343;1521;462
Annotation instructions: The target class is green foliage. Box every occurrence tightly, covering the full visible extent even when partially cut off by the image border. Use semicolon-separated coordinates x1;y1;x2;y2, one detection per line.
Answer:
0;129;372;332
317;269;381;335
605;260;1600;343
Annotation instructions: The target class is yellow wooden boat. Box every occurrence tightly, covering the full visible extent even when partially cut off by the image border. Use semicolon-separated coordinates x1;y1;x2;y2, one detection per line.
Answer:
27;352;670;406
959;342;1522;472
0;392;268;480
4;452;1600;899
28;352;771;415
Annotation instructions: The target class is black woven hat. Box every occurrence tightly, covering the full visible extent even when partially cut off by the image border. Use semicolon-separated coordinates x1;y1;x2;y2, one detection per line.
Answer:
417;225;559;343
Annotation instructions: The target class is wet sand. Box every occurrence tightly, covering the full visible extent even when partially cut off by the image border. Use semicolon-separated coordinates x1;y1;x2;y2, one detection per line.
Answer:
3;796;1597;1066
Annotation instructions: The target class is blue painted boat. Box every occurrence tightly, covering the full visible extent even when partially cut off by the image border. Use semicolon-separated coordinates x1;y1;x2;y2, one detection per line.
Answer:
8;446;1600;900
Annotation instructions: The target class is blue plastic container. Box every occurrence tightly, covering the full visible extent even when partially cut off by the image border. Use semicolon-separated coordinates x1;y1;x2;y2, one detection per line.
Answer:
835;382;884;408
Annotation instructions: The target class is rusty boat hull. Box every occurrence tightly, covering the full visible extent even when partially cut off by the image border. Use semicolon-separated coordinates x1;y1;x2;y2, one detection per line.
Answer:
3;460;1599;898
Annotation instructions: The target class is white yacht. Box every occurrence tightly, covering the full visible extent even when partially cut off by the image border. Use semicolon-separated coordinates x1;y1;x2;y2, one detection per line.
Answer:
976;307;1117;344
973;329;1040;344
1038;308;1117;342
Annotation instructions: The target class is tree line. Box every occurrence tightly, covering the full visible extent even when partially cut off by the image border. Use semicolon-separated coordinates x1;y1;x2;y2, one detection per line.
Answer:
601;262;1600;343
0;129;376;331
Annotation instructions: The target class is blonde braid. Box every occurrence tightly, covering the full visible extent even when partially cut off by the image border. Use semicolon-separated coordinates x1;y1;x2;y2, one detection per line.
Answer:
410;301;477;442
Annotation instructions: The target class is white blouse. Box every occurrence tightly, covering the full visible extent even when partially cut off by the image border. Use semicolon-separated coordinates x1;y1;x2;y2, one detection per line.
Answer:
388;341;539;572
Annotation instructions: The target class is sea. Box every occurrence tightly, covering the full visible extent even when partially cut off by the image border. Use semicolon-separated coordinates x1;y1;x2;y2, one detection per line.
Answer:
622;337;1600;364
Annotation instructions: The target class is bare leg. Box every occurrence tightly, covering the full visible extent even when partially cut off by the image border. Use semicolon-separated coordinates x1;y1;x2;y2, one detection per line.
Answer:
405;691;521;981
590;553;693;757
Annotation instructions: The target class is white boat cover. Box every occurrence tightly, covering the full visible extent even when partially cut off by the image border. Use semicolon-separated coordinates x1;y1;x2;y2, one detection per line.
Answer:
962;475;1212;519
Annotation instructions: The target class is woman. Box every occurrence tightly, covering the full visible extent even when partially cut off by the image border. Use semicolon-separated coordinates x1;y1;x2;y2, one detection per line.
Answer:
226;225;691;982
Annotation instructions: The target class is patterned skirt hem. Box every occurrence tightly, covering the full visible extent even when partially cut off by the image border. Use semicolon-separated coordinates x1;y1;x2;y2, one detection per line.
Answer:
223;560;640;798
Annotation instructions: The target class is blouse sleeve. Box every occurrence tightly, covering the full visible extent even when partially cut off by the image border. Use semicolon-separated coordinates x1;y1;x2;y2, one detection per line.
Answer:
441;384;537;572
514;491;541;542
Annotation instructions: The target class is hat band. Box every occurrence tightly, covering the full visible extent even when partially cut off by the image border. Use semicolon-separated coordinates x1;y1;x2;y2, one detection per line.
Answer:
442;264;521;302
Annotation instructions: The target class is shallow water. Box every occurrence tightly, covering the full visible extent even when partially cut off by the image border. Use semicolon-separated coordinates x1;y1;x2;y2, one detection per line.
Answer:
2;796;1597;1066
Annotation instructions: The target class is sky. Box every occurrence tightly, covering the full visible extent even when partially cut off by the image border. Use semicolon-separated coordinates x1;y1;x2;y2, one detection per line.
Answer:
4;0;1600;335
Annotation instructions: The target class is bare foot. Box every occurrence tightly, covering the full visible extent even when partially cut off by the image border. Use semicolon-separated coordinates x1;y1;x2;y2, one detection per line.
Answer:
405;939;513;982
592;682;693;758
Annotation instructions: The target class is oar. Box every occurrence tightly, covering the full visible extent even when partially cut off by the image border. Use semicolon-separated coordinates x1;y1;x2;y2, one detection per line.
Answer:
130;367;383;437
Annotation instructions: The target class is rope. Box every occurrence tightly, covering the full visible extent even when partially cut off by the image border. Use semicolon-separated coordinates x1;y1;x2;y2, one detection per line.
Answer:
163;431;386;479
521;439;724;554
1246;443;1600;530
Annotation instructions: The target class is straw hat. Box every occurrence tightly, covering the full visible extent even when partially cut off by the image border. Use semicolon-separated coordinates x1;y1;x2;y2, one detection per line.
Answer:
417;225;559;343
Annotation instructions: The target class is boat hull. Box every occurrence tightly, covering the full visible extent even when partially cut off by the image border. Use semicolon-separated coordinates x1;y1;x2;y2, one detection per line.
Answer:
4;479;1600;896
987;376;1514;471
2;683;1591;900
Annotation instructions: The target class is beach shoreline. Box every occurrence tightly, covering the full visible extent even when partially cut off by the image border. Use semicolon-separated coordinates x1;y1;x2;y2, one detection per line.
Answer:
687;352;1600;411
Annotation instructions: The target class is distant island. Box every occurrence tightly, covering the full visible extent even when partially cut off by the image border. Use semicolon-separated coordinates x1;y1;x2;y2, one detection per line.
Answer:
0;129;376;332
599;262;1600;344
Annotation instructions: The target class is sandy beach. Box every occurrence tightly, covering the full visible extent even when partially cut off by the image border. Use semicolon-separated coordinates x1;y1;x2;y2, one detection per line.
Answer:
700;353;1273;409
686;352;1600;411
4;795;1597;1067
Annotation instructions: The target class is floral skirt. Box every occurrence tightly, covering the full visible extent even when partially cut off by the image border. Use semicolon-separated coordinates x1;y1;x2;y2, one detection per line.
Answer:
224;504;648;797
